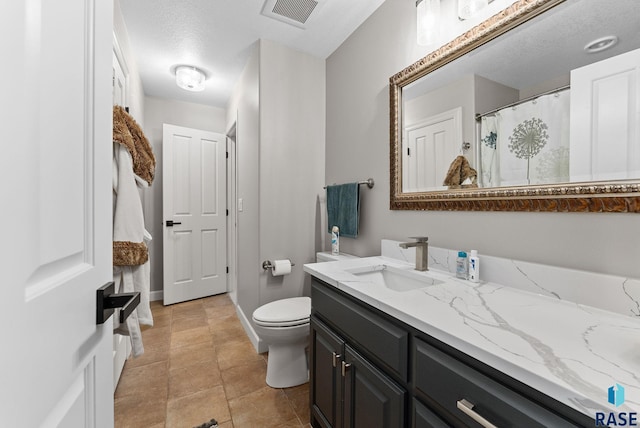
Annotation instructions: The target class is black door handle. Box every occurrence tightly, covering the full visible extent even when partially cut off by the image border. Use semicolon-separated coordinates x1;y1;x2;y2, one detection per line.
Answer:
96;282;141;324
166;220;182;226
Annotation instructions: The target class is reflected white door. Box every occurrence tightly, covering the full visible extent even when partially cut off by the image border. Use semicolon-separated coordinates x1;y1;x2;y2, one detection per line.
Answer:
163;125;227;305
1;1;114;427
403;108;462;191
570;48;640;182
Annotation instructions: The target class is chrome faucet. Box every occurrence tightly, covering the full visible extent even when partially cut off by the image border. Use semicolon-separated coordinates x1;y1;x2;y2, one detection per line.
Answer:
399;237;429;271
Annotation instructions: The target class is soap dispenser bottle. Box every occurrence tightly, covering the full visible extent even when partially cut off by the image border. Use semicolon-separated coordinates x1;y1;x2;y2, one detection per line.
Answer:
331;226;340;255
456;251;468;279
469;250;480;283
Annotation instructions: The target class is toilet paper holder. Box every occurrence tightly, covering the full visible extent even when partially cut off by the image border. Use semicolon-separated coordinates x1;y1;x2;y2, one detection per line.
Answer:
262;259;295;270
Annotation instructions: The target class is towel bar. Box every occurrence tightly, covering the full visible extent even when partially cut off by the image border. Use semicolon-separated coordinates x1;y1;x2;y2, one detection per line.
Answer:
323;178;374;189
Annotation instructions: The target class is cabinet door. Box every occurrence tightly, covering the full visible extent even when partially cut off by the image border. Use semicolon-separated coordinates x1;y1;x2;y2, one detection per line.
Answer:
413;399;451;428
343;345;406;428
311;316;345;428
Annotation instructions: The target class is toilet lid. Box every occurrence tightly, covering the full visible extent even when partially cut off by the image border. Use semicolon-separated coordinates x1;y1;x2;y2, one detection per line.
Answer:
252;297;311;325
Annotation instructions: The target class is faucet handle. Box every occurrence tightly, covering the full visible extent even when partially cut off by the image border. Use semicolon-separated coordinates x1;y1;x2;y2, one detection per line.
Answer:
409;236;428;242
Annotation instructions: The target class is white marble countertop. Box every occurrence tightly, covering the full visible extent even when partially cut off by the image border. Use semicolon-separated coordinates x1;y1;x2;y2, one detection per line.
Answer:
304;256;640;419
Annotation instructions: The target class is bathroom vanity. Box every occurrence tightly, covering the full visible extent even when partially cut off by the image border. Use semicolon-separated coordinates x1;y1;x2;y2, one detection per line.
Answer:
304;244;640;428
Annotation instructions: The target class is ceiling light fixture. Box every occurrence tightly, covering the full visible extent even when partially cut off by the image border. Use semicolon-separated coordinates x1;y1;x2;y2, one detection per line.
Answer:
175;65;206;92
416;0;440;46
584;35;618;54
458;0;488;20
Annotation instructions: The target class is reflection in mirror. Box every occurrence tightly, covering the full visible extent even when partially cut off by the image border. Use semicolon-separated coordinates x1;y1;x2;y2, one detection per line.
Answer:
391;0;640;211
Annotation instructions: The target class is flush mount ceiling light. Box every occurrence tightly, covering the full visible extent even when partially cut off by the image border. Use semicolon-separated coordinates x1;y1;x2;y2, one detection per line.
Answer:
416;0;440;46
584;35;618;54
175;65;206;92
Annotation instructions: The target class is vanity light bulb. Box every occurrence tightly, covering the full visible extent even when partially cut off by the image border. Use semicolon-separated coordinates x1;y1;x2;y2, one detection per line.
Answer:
417;0;440;46
458;0;488;20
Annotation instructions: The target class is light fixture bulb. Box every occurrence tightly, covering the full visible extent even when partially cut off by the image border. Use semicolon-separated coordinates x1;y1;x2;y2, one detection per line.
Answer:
417;0;440;46
175;66;206;92
458;0;488;20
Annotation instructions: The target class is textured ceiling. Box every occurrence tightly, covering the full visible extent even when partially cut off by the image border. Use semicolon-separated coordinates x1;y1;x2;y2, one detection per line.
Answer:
405;0;640;100
118;0;385;108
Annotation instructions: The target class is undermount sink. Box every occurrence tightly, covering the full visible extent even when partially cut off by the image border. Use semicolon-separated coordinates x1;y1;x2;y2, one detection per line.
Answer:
345;264;444;292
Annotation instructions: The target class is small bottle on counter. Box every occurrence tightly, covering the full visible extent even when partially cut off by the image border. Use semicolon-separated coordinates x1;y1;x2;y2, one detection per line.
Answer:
455;251;468;279
331;226;340;255
469;250;480;283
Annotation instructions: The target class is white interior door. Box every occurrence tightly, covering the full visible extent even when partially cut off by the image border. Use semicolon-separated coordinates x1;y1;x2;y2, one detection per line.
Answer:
403;108;462;191
112;40;132;390
1;1;113;427
570;48;640;182
163;125;228;305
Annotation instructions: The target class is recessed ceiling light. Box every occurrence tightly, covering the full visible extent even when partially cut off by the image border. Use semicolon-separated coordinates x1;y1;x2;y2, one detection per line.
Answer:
584;35;618;54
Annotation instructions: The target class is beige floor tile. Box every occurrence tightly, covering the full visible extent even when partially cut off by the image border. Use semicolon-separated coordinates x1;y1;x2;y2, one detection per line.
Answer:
216;339;263;370
171;299;206;318
166;386;231;428
115;293;310;428
220;359;268;400
171;326;214;349
114;392;167;428
169;359;223;399
169;340;217;370
171;315;209;333
201;294;233;308
284;384;310;425
228;387;298;428
115;360;169;399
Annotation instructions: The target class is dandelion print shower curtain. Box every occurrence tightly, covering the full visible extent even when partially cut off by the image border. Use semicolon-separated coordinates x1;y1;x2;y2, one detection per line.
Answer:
480;89;570;187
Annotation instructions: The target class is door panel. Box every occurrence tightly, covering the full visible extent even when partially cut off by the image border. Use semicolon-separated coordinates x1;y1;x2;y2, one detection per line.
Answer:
1;0;113;426
343;345;406;428
163;125;227;304
403;108;462;192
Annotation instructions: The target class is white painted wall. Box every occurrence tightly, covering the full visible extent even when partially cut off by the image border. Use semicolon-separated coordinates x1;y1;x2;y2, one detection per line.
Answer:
143;97;227;296
113;0;144;123
325;0;640;279
259;39;326;304
227;40;325;351
227;42;261;337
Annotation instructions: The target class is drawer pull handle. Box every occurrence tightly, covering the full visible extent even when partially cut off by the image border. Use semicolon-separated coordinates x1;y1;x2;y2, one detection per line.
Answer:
341;361;351;377
456;399;498;428
332;352;342;367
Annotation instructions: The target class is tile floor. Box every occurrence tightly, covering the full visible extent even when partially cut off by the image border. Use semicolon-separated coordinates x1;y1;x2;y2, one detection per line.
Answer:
114;294;311;428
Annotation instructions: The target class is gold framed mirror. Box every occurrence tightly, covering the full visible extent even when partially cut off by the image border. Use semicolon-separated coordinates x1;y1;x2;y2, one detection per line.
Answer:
390;0;640;212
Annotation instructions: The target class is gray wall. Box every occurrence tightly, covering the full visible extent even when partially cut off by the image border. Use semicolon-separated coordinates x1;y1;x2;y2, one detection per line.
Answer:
143;97;227;294
325;0;640;279
227;40;325;350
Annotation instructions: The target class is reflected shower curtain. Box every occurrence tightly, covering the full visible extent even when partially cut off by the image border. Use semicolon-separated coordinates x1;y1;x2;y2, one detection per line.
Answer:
479;89;570;187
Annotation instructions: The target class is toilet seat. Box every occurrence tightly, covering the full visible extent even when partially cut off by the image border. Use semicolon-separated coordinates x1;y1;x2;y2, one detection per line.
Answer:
252;297;311;328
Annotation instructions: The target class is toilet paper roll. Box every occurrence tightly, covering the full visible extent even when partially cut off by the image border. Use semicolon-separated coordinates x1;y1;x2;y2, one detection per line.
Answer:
271;259;292;276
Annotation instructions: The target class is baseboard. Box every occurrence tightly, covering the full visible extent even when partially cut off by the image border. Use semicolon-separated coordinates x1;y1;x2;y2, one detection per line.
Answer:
236;305;267;353
150;289;163;302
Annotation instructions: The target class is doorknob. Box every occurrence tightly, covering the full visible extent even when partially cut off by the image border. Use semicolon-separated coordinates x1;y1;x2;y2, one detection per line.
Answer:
96;282;140;324
165;220;182;226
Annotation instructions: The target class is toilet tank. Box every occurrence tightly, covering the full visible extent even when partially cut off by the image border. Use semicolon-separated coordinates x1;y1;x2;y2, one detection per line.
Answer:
316;252;358;263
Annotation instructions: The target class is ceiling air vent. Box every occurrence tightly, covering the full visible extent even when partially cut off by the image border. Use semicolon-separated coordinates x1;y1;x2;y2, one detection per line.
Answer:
262;0;320;29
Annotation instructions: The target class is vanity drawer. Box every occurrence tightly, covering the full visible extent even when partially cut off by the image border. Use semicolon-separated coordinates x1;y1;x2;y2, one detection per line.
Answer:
413;338;579;428
311;279;408;381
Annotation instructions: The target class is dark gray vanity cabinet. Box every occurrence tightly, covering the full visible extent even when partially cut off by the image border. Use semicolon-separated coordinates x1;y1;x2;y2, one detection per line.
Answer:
310;280;407;428
309;277;593;428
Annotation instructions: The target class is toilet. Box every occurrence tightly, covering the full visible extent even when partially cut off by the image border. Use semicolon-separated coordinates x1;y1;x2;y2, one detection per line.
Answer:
252;251;356;388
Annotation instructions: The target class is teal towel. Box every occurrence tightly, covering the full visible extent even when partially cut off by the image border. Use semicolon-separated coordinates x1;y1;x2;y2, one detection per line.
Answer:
326;183;360;238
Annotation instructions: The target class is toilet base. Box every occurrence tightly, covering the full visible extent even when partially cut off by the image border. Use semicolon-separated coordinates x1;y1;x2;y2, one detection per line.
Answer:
265;339;309;388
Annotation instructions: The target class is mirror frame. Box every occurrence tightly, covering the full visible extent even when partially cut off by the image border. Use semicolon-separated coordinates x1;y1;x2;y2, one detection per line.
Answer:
390;0;640;212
